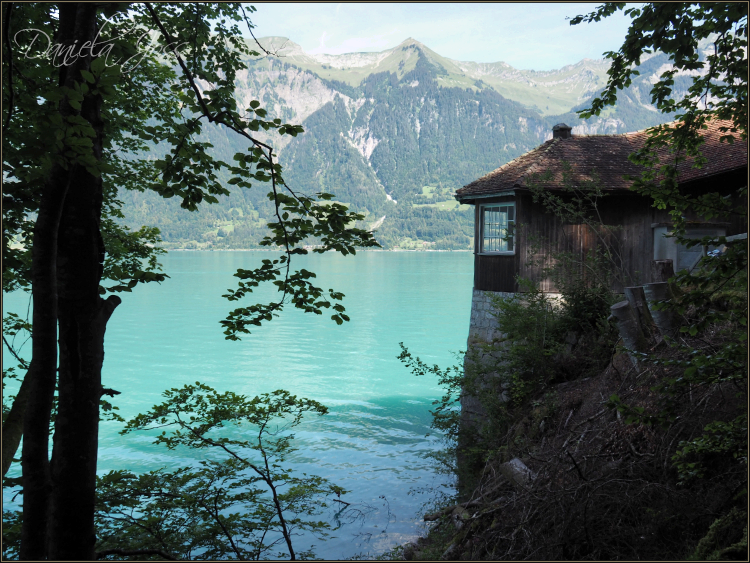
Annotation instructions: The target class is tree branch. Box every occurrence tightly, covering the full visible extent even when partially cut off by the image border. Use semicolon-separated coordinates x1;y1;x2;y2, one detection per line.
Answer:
195;489;243;559
566;450;588;481
178;420;297;559
239;5;279;57
3;333;28;368
144;3;213;121
2;361;31;477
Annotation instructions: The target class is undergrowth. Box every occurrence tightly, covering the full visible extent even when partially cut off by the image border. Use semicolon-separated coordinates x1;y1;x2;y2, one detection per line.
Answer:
398;246;746;560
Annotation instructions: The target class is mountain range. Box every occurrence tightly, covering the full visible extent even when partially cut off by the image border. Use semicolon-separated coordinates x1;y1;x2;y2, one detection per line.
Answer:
119;37;687;250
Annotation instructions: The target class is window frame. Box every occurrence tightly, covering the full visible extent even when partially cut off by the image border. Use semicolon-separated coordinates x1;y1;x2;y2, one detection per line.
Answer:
478;202;516;255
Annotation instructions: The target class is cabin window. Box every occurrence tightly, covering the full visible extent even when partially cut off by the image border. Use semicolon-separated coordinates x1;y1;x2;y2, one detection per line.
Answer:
480;204;515;253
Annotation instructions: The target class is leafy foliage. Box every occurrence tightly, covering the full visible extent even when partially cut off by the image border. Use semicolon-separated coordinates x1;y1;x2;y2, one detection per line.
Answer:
397;344;463;448
97;385;341;560
1;385;345;560
572;3;747;139
1;3;379;557
220;191;377;340
2;2;379;335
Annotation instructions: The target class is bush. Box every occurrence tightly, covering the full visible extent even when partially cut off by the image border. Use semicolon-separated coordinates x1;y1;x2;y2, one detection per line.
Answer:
488;281;562;404
485;273;618;405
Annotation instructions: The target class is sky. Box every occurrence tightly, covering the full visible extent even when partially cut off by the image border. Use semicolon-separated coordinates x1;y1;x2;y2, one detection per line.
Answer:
247;3;637;71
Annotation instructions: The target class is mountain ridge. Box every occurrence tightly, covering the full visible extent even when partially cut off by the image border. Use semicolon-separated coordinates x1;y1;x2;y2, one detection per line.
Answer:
250;36;614;116
119;36;680;250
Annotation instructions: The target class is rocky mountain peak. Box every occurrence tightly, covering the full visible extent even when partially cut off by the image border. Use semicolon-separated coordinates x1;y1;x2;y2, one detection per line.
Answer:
396;37;425;49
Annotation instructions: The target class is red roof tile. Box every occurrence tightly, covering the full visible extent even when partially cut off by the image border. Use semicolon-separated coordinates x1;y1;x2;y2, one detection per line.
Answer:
456;119;748;200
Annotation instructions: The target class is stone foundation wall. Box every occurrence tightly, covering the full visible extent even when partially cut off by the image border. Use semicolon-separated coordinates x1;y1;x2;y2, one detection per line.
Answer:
459;288;562;497
458;289;512;497
468;289;515;343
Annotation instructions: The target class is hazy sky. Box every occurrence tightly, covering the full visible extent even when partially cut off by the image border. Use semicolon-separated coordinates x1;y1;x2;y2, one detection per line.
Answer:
247;3;636;71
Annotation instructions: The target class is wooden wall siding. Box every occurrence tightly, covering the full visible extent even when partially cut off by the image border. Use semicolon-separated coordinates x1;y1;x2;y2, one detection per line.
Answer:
519;194;668;292
470;169;747;294
726;189;747;236
472;184;745;293
475;254;518;292
474;192;674;293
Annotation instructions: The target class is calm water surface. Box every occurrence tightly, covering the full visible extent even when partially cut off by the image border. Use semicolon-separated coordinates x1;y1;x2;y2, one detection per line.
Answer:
3;250;473;559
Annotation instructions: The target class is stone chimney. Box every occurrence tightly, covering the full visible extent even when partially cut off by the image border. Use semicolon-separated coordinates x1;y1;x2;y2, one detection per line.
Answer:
552;123;572;140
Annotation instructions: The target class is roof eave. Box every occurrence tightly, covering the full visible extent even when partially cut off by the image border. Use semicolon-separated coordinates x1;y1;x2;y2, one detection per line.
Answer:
455;189;517;204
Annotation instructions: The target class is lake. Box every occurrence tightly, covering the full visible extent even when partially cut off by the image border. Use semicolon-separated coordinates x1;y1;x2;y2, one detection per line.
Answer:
2;250;474;559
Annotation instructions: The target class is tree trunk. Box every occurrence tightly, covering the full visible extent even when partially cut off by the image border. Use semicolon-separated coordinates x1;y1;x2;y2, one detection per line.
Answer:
19;2;80;553
46;4;120;558
624;286;656;340
610;300;648;365
2;368;30;478
651;259;675;283
20;189;66;558
49;165;120;558
20;4;113;559
644;282;679;339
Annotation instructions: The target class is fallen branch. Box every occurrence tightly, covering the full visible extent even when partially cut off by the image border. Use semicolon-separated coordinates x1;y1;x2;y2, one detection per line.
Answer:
571;408;608;431
423;499;482;522
566;450;588;481
624;435;654;458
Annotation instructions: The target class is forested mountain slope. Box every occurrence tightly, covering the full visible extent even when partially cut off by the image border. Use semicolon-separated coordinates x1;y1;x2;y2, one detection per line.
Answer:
120;38;680;250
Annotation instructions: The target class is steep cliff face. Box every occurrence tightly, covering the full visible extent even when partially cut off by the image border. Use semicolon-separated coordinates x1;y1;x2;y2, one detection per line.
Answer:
275;46;668;212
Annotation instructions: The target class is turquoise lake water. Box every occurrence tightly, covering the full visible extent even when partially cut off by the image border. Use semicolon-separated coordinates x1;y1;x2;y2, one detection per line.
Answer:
2;250;474;559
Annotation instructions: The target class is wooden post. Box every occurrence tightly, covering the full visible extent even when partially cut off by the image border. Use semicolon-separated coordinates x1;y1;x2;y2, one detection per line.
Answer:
644;282;678;338
624;286;656;339
610;300;648;364
651;259;674;283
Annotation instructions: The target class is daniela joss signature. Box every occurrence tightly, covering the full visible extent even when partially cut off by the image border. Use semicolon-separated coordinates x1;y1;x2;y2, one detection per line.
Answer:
14;18;187;73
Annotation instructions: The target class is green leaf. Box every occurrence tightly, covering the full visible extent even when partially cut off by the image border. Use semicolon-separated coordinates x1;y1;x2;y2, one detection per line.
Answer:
90;56;106;75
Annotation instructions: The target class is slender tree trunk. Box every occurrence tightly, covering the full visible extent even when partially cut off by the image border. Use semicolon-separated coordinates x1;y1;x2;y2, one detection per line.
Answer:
2;368;30;477
45;4;121;558
19;174;69;558
19;3;79;554
0;0;26;481
20;4;112;559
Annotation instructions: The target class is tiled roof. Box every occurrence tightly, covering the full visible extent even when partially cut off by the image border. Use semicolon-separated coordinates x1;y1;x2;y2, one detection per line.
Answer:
456;119;748;199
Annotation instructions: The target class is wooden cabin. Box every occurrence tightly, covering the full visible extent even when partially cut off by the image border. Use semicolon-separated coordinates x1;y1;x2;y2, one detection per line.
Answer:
455;120;748;294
